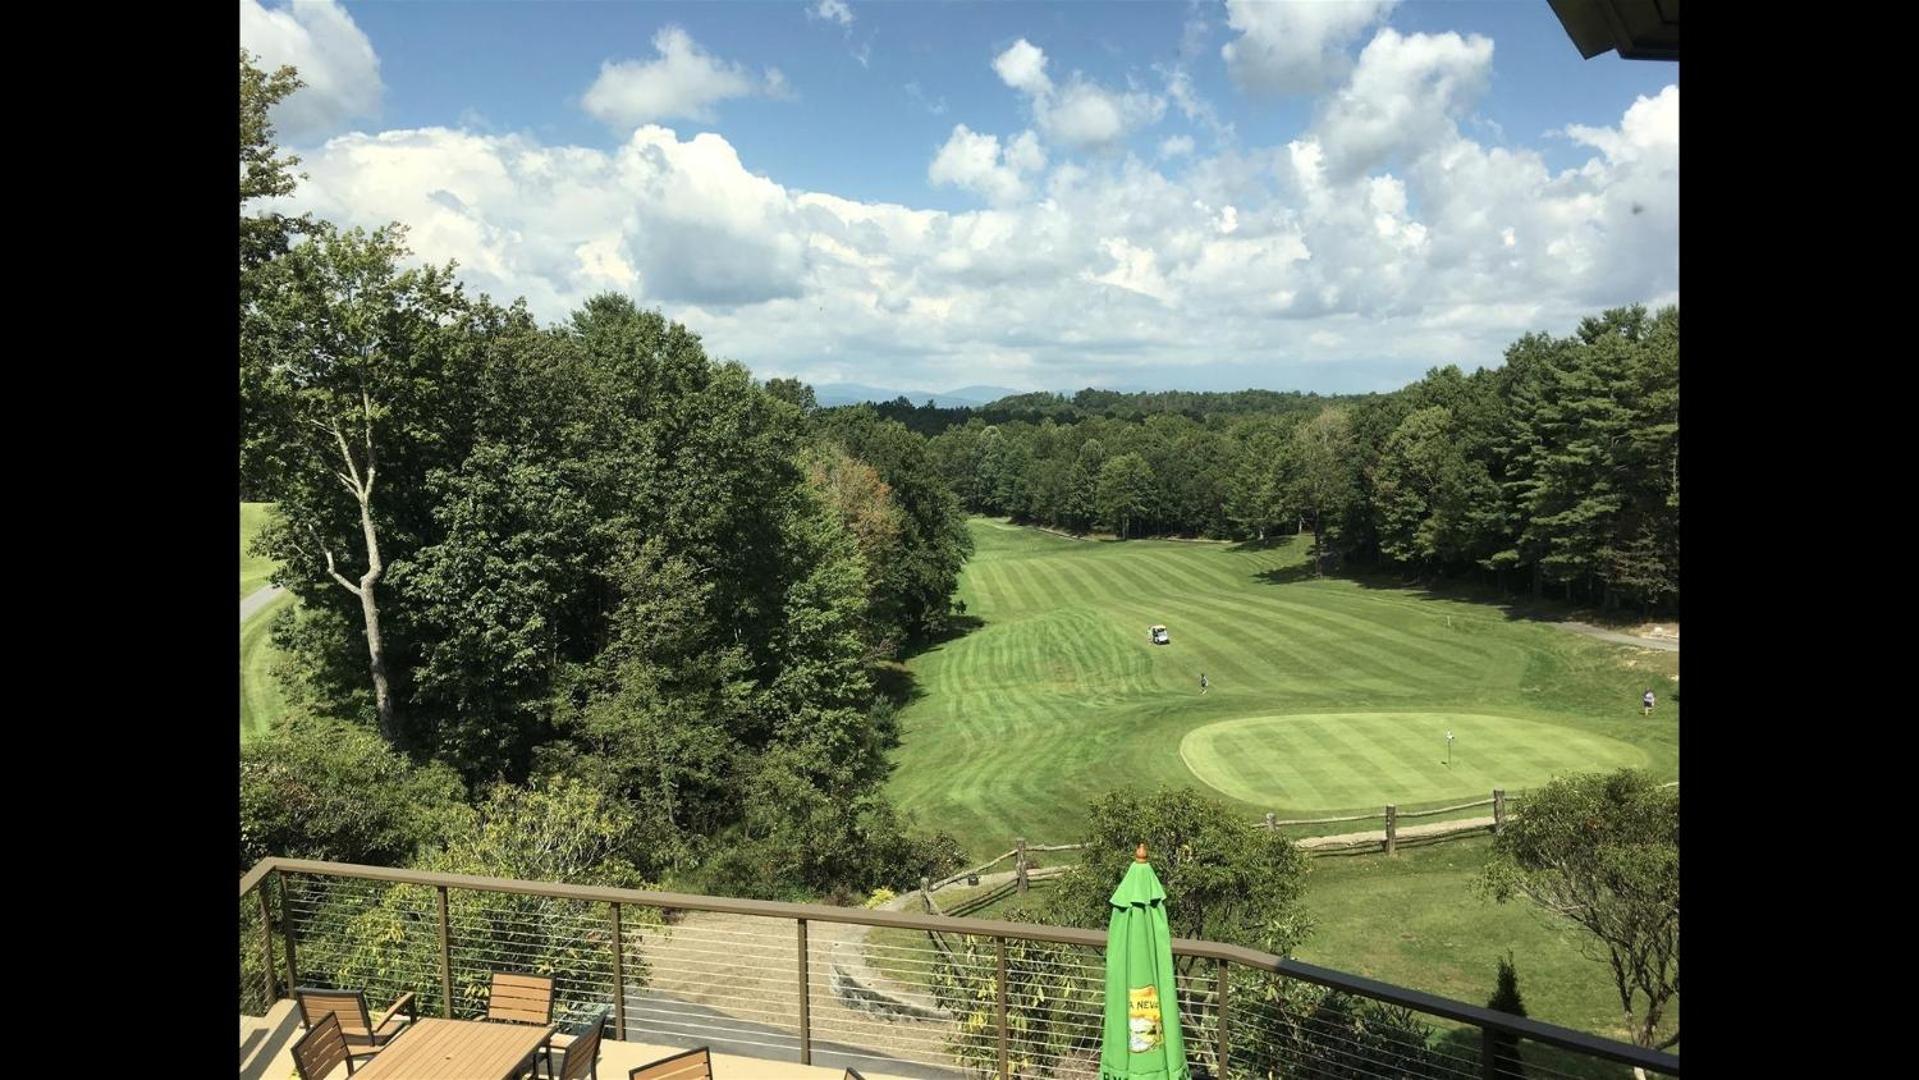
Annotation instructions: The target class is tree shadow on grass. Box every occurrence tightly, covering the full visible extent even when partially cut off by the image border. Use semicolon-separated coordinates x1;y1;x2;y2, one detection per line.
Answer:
1429;1017;1643;1079
1245;558;1675;636
873;614;988;714
1255;563;1321;586
1338;570;1675;633
1228;533;1305;553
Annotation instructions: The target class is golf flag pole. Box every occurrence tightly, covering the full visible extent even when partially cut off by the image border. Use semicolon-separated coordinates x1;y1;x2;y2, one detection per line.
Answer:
1446;730;1454;766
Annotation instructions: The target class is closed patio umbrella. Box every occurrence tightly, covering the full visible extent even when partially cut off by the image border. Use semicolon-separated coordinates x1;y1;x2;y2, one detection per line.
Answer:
1101;844;1190;1080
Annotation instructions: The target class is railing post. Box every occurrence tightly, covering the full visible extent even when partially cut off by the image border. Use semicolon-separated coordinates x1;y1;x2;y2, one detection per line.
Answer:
1016;837;1028;894
437;885;453;1018
1493;789;1506;834
1385;805;1397;855
257;874;280;1000
1215;957;1229;1079
1481;1025;1499;1079
797;918;812;1065
610;902;627;1042
996;936;1009;1080
279;872;300;992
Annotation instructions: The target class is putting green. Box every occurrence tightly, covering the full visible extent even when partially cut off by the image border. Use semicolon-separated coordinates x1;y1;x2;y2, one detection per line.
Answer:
1179;712;1649;810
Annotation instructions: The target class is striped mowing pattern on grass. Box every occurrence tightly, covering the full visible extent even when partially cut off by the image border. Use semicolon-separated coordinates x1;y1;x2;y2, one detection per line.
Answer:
1179;712;1646;809
888;518;1679;858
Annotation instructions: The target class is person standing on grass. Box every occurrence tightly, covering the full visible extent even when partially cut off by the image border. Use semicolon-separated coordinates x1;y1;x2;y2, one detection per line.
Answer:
1200;673;1209;694
1642;688;1655;716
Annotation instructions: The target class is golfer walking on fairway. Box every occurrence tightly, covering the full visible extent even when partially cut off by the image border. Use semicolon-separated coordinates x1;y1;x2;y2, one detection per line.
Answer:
1200;673;1209;694
1642;688;1655;716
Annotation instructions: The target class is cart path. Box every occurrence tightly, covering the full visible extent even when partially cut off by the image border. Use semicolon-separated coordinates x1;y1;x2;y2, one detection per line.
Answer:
242;585;286;625
1551;621;1678;652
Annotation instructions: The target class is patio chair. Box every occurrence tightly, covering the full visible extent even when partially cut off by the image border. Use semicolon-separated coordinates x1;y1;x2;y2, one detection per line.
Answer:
536;1008;610;1080
628;1045;712;1080
489;971;558;1026
291;1012;356;1080
295;986;417;1058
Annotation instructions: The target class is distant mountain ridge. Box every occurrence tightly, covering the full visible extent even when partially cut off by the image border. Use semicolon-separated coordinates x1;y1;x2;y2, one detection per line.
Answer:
811;383;1028;408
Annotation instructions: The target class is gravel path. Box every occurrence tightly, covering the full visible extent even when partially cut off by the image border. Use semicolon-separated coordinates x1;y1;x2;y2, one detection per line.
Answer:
1296;817;1495;849
241;585;286;625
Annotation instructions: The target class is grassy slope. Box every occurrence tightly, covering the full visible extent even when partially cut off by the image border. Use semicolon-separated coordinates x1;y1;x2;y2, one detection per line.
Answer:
1296;836;1673;1046
241;591;293;743
240;502;279;599
889;519;1679;857
240;501;293;743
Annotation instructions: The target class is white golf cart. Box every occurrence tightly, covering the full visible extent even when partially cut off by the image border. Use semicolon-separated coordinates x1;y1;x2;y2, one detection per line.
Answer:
1149;625;1170;645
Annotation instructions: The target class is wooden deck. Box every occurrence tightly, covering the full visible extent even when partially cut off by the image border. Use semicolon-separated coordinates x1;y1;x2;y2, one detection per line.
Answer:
242;1001;941;1080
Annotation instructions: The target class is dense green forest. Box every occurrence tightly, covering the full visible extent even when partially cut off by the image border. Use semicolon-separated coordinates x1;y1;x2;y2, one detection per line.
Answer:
239;52;971;900
894;311;1677;614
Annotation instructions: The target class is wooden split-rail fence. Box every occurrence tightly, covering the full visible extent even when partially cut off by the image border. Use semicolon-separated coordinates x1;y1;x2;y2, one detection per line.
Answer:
920;781;1678;907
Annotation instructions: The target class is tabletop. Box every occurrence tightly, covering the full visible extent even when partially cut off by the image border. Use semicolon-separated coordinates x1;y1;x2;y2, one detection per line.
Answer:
350;1017;558;1080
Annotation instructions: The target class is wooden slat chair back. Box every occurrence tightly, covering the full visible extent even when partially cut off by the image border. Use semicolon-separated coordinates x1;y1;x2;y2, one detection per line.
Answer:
295;986;416;1051
292;1012;355;1080
554;1009;610;1080
628;1046;712;1080
488;971;557;1025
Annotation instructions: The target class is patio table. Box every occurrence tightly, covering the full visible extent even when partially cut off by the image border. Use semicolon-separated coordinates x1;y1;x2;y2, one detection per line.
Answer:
350;1017;559;1079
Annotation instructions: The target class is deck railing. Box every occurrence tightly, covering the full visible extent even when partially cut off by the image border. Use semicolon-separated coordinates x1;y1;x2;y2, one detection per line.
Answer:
240;857;1679;1080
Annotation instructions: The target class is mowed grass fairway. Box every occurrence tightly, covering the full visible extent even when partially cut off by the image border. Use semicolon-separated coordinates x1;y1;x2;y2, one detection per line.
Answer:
889;519;1678;856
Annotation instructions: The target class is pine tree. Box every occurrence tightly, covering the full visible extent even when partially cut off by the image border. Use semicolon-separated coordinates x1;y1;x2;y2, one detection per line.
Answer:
1485;951;1528;1077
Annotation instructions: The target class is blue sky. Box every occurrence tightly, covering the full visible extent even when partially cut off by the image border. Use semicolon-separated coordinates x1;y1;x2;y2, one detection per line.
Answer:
244;1;1679;394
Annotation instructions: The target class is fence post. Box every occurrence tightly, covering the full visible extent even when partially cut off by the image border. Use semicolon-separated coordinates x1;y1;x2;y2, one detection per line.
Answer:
257;876;280;1000
437;885;453;1018
996;936;1010;1080
610;903;627;1042
1016;837;1028;895
279;872;300;992
1215;957;1229;1079
1384;805;1397;856
798;918;812;1065
1493;789;1506;834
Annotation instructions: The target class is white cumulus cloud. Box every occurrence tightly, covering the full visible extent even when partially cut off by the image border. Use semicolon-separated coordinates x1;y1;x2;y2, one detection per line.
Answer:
992;38;1164;153
929;125;1046;205
1313;27;1495;181
1221;0;1396;95
240;0;383;140
993;38;1053;96
263;77;1677;393
581;26;786;130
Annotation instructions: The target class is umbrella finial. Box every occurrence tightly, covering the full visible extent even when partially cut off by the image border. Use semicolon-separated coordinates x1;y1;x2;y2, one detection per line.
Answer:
1135;842;1149;862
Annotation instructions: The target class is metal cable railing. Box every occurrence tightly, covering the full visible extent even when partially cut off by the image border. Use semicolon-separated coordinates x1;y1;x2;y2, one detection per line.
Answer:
239;893;273;1017
240;858;1679;1079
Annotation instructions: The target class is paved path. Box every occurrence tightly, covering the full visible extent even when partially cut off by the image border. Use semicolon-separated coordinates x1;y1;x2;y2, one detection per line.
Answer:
1551;621;1678;652
241;585;286;625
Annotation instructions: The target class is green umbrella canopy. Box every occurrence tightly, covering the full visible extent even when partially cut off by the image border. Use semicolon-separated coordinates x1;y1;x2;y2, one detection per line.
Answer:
1101;844;1189;1080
